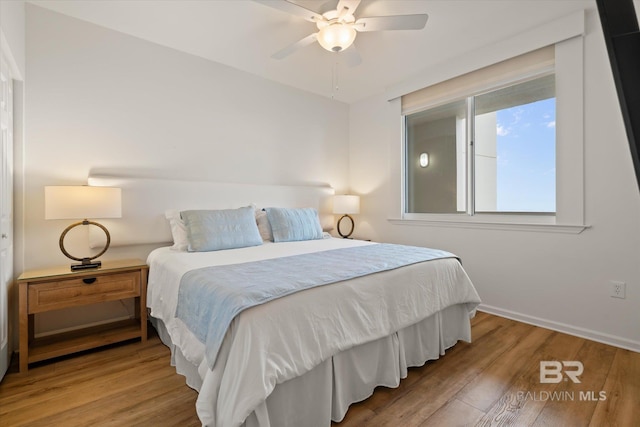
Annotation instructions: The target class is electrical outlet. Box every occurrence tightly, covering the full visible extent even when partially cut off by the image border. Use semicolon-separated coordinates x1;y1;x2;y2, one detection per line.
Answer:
610;281;626;299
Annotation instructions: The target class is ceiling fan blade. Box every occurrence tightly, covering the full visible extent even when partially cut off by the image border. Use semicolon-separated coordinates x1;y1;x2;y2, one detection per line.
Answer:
254;0;323;23
271;33;318;60
342;44;362;67
336;0;362;17
355;14;429;32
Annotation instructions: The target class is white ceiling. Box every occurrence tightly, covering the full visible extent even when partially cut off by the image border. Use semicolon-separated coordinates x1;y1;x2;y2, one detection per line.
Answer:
29;0;594;104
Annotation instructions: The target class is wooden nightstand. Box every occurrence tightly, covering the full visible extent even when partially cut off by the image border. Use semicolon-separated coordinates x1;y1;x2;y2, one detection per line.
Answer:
17;259;149;372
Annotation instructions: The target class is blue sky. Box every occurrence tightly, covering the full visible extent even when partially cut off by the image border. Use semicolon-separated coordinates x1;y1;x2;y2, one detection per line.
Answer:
495;98;556;212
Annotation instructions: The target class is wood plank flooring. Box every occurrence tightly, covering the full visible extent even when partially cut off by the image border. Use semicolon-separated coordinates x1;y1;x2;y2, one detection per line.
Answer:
1;312;638;426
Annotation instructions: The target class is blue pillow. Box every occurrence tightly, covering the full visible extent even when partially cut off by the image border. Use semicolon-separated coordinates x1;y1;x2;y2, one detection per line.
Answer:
265;207;323;242
181;206;263;252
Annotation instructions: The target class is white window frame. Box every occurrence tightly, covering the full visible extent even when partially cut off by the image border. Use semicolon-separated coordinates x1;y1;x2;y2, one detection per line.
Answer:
386;12;587;234
403;71;557;216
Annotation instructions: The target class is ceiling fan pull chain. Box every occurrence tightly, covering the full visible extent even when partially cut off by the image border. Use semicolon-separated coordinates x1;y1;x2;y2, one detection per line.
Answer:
331;61;340;99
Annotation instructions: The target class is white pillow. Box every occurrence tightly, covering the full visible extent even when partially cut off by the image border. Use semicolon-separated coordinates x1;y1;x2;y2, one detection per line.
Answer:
255;209;273;242
165;209;189;251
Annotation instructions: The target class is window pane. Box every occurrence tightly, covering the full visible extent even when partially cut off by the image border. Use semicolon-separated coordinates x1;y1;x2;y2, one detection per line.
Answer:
474;75;556;213
405;100;467;214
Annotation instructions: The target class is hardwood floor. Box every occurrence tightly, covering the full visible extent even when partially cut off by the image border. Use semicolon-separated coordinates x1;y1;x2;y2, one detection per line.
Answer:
336;312;640;427
1;312;638;426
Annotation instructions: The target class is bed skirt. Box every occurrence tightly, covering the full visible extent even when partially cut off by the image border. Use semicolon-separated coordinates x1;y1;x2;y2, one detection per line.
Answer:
151;303;472;427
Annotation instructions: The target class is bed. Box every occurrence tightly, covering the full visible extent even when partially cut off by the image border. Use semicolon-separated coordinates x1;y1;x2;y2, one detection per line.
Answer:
87;176;481;427
147;236;480;426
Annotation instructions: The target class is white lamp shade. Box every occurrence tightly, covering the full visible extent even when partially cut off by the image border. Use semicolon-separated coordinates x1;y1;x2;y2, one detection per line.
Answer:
333;195;360;215
317;23;357;52
45;186;122;220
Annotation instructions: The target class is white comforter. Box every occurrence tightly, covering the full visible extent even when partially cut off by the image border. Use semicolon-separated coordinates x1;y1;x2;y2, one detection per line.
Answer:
147;238;481;427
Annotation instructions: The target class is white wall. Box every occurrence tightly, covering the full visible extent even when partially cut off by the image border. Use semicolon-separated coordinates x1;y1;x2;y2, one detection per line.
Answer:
23;5;350;333
349;9;640;351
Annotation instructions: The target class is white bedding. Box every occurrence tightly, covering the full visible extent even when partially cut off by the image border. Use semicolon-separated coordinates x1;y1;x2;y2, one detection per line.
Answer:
147;238;481;427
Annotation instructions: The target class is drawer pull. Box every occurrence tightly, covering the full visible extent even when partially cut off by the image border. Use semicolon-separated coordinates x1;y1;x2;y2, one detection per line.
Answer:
82;278;97;285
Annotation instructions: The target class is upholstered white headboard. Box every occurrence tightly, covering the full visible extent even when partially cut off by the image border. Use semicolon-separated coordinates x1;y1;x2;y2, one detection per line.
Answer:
87;175;335;247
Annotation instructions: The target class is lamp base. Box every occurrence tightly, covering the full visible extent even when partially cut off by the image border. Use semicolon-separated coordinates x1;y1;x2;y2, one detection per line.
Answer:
337;214;355;239
71;260;102;271
60;220;110;271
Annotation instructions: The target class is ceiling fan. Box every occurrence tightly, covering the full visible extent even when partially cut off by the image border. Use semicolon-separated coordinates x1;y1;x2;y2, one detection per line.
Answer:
256;0;429;66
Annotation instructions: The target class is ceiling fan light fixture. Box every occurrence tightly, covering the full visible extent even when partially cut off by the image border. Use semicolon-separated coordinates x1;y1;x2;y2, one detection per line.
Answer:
317;23;356;52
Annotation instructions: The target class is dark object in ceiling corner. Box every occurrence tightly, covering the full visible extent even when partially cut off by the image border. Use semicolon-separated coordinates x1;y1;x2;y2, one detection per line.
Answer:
597;0;640;194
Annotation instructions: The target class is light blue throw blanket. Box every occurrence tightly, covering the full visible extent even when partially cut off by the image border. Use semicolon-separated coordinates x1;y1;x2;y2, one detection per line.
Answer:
175;243;456;368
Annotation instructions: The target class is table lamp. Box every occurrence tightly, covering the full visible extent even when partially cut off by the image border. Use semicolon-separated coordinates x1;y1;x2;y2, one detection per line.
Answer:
45;185;121;271
333;195;360;238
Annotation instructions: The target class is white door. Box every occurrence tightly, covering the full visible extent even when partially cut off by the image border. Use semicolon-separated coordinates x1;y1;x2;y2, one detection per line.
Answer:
0;51;14;381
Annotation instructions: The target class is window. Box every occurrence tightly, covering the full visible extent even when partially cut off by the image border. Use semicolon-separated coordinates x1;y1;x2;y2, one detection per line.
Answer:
390;15;586;232
475;76;556;213
405;74;556;215
405;99;467;214
402;45;562;219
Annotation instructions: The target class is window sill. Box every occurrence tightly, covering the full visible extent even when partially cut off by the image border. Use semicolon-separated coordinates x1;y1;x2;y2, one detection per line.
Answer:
388;218;589;234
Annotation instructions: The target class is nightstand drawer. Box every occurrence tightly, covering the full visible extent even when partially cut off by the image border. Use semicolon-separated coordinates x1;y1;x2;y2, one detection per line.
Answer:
28;272;141;314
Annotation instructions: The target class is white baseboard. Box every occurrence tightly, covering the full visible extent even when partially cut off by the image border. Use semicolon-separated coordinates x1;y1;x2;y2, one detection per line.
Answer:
478;304;640;353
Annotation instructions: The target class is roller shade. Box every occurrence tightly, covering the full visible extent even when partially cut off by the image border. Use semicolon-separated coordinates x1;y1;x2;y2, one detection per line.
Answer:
402;45;555;115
